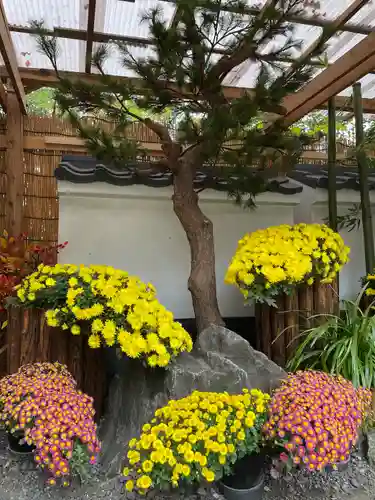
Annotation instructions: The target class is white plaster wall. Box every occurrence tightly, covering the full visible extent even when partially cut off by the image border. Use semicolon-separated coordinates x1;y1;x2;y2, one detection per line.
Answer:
58;182;300;318
58;181;375;315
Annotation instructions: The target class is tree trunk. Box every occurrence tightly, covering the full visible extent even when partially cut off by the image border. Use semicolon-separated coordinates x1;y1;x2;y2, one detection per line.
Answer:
172;162;224;333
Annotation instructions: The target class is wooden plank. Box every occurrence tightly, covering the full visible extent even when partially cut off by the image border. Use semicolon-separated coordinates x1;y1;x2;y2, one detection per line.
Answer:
286;0;370;78
85;0;97;73
161;0;375;36
37;312;51;362
68;334;84;388
0;1;26;113
0;82;6;112
20;308;37;365
0;131;365;162
272;296;287;367
5;67;375;114
298;285;314;331
5;90;24;235
7;306;22;374
284;291;299;363
50;328;69;366
282;33;375;126
10;8;375;38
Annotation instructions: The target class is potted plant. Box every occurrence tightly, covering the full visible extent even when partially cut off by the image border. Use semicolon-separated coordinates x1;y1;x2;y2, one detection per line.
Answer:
224;223;350;365
263;371;371;473
225;223;349;307
0;361;101;486
122;388;270;500
13;263;192;368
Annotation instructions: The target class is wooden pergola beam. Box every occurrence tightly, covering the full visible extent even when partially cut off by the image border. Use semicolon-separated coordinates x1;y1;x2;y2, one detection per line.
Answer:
85;0;97;73
162;0;375;36
285;0;371;78
0;2;26;113
0;133;360;162
282;32;375;126
8;24;326;68
7;66;375;114
9;11;375;38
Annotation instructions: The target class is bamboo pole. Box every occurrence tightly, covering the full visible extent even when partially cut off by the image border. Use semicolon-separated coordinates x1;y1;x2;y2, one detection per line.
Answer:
327;97;337;231
353;82;375;273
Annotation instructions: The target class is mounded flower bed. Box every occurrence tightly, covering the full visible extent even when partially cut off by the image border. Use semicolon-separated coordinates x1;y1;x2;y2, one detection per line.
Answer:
264;370;371;471
122;389;270;493
225;224;350;366
0;362;100;486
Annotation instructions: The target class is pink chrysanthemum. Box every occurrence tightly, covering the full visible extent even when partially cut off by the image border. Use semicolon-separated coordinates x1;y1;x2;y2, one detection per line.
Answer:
263;370;371;471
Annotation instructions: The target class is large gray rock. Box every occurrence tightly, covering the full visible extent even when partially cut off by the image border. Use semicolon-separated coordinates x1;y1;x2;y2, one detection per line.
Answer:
99;325;286;476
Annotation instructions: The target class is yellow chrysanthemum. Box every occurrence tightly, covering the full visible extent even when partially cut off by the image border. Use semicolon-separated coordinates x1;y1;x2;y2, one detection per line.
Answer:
15;263;192;368
225;223;349;304
122;389;269;492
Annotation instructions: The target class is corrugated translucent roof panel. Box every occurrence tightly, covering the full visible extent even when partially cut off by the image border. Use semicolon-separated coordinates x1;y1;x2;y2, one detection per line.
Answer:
3;0;375;99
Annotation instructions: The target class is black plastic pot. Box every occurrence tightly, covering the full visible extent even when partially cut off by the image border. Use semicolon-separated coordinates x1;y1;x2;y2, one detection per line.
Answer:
7;431;35;455
219;454;265;500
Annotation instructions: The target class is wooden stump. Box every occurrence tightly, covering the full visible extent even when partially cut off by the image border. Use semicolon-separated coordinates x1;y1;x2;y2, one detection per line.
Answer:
255;279;339;367
6;306;106;418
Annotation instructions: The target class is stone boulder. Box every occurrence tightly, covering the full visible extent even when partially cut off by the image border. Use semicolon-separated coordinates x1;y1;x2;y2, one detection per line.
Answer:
99;325;286;476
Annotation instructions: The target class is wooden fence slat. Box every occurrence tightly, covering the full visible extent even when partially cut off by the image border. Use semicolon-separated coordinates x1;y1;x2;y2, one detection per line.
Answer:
256;280;339;366
37;312;51;362
285;291;299;363
260;304;272;359
20;309;38;365
271;296;287;367
7;306;22;373
68;334;84;389
298;285;314;331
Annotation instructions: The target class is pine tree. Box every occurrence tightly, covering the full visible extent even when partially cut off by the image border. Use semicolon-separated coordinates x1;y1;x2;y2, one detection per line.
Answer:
34;0;320;333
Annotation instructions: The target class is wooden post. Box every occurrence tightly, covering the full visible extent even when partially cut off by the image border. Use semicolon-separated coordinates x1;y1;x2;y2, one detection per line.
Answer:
353;82;375;274
5;89;24;235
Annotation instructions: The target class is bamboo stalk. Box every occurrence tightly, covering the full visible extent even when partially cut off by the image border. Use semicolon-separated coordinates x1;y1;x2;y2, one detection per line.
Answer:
327;97;337;231
353;82;375;274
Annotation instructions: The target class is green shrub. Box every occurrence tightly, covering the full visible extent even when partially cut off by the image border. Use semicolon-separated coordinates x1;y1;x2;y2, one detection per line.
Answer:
287;288;375;389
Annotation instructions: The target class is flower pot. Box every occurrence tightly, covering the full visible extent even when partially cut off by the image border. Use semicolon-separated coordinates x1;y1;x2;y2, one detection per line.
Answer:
219;454;265;500
7;431;35;455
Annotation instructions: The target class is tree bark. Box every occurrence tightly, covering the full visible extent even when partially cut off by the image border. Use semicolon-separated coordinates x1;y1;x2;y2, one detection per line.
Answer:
172;161;224;333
